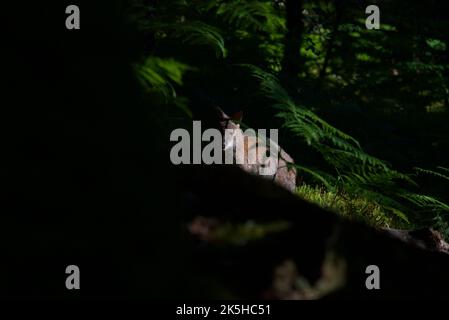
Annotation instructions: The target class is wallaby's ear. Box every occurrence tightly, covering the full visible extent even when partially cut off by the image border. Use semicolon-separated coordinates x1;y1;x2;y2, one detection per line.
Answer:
231;111;243;122
215;106;229;119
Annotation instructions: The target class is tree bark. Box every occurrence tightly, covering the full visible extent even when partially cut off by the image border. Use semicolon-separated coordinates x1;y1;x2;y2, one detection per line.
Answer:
280;0;305;82
316;1;342;90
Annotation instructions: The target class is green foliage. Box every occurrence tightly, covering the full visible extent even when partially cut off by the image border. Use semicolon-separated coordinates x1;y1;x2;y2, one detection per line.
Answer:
135;57;193;117
211;220;290;246
130;0;449;234
136;57;192;96
245;65;449;225
426;38;447;51
217;1;285;33
148;21;227;58
297;184;394;228
414;167;449;183
198;0;285;34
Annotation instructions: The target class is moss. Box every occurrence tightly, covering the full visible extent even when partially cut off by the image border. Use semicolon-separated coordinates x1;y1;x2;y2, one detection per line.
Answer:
296;184;401;228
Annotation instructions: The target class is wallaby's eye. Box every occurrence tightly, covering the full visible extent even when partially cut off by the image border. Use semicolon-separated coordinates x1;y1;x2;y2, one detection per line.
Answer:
219;119;230;128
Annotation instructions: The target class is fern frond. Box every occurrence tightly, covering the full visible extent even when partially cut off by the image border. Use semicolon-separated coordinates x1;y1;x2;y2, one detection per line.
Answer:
197;0;285;33
147;21;227;58
437;166;449;174
294;165;336;189
400;194;449;213
217;1;285;33
135;57;193;98
244;64;444;224
415;167;449;183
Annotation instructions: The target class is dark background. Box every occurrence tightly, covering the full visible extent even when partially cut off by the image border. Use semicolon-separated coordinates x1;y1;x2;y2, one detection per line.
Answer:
2;0;449;299
1;1;187;298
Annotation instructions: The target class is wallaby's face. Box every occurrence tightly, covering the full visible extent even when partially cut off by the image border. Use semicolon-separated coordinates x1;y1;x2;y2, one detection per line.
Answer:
216;108;243;151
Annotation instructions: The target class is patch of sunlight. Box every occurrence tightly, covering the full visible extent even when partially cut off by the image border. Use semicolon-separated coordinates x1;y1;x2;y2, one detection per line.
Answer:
418;90;431;97
426;38;446;51
356;53;378;62
382;24;397;31
426;101;446;113
214;220;291;246
297;184;396;228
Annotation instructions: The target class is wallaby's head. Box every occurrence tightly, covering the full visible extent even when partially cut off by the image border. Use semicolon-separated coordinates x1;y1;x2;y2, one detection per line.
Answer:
216;107;243;150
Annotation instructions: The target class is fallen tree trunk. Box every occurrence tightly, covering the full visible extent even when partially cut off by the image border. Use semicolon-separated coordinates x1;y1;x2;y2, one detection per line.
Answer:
179;164;449;299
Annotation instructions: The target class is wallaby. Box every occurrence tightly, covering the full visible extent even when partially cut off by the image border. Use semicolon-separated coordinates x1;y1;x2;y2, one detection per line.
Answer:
216;107;297;192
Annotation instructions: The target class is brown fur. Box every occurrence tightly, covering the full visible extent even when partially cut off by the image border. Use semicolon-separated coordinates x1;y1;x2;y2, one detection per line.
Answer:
216;107;297;192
